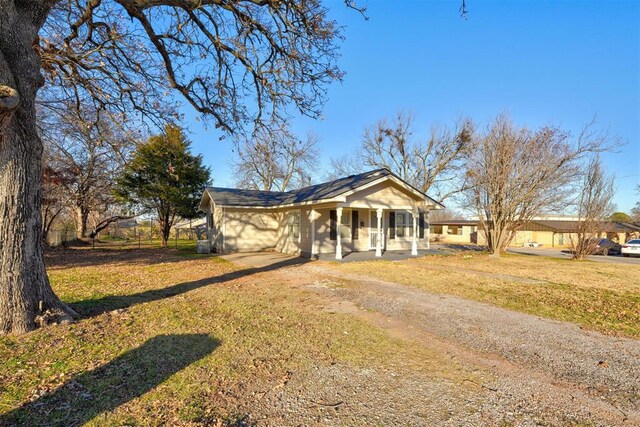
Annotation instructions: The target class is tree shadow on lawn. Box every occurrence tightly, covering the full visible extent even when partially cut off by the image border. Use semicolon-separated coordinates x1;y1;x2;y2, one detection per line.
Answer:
69;256;310;318
1;334;220;427
45;246;214;270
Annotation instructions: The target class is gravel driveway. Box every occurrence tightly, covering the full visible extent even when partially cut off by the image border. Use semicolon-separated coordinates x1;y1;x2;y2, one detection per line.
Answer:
507;246;640;265
297;264;640;426
220;253;639;425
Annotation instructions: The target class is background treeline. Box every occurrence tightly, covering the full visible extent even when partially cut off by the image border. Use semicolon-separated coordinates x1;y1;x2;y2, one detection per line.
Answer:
42;108;640;257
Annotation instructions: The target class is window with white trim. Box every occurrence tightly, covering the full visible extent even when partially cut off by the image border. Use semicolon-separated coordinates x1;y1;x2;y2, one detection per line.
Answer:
395;212;413;238
447;225;463;235
288;211;300;240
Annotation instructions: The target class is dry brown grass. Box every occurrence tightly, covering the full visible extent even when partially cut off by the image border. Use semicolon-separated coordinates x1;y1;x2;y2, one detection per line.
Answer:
328;252;640;338
0;247;466;426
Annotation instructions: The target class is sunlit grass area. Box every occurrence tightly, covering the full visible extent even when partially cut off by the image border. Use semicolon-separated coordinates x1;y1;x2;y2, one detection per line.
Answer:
328;252;640;338
0;247;467;426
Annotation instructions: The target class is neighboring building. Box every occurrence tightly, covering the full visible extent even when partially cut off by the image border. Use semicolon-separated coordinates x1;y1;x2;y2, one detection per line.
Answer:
173;217;207;239
429;220;479;244
510;220;640;247
198;169;443;259
430;217;640;247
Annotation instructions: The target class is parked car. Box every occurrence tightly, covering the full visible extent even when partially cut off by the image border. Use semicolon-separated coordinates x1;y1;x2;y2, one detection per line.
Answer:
621;239;640;257
592;238;621;256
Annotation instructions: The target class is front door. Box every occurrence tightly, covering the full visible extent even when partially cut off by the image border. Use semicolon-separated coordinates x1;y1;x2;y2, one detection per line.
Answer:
369;211;384;250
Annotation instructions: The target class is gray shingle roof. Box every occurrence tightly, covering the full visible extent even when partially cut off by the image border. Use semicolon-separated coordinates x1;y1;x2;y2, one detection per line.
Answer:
205;168;435;208
202;187;289;207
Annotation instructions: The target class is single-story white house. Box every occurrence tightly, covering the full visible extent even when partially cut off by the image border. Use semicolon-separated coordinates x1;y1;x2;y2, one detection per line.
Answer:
198;168;443;259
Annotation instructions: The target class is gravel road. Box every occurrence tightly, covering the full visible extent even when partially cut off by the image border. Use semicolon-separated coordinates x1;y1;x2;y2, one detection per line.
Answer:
296;264;640;426
506;246;640;265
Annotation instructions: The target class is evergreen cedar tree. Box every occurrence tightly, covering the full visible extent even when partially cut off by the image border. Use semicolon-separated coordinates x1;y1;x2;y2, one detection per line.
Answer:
114;125;210;246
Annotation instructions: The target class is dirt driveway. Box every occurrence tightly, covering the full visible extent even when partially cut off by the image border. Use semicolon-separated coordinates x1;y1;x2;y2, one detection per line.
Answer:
228;252;640;425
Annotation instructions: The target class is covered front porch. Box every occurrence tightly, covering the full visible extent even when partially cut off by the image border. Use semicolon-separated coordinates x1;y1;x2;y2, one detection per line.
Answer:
308;204;430;260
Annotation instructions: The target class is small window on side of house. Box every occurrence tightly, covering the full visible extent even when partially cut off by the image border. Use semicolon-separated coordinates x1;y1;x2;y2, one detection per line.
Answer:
288;211;300;239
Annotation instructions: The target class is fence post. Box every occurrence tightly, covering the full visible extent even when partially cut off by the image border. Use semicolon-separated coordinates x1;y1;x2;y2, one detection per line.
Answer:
175;229;178;249
138;231;141;249
92;236;95;249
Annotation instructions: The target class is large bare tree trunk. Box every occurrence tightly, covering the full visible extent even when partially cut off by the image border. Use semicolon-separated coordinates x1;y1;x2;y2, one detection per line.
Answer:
75;205;89;239
0;1;75;334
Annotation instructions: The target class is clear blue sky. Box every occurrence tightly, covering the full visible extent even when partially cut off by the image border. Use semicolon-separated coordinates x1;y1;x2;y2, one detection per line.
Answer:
184;0;640;213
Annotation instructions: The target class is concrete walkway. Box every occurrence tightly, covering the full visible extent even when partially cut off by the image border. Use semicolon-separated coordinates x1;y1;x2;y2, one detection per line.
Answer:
314;249;447;262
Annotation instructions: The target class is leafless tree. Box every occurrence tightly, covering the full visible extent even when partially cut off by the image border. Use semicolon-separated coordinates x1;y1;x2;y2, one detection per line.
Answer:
464;113;614;256
360;112;472;200
41;148;73;243
40;107;137;239
569;155;615;259
232;124;319;191
631;185;640;223
429;208;466;222
0;0;348;334
324;154;364;181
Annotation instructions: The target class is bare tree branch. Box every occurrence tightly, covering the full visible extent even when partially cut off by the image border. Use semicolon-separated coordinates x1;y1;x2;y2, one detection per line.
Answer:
569;155;616;259
360;111;472;201
39;0;346;136
232;123;318;191
463;113;616;256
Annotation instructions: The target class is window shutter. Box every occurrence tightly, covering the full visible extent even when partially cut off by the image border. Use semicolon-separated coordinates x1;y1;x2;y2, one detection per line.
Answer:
419;213;425;239
352;210;359;240
389;212;395;240
330;210;337;241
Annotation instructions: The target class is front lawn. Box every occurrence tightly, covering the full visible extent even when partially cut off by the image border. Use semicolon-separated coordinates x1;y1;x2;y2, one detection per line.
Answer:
328;252;640;338
0;247;467;426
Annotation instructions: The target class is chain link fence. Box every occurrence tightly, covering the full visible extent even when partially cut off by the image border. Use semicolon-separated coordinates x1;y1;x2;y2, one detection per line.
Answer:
46;226;201;252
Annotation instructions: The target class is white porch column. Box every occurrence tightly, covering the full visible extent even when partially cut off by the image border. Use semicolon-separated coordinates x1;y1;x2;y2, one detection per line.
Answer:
336;207;343;260
426;211;431;249
412;210;418;256
311;209;317;258
375;208;383;257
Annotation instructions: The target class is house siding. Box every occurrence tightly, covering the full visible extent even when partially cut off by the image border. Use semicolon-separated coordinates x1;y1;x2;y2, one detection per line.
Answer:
430;225;477;244
275;209;304;255
221;209;278;252
314;208;334;255
345;181;424;209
